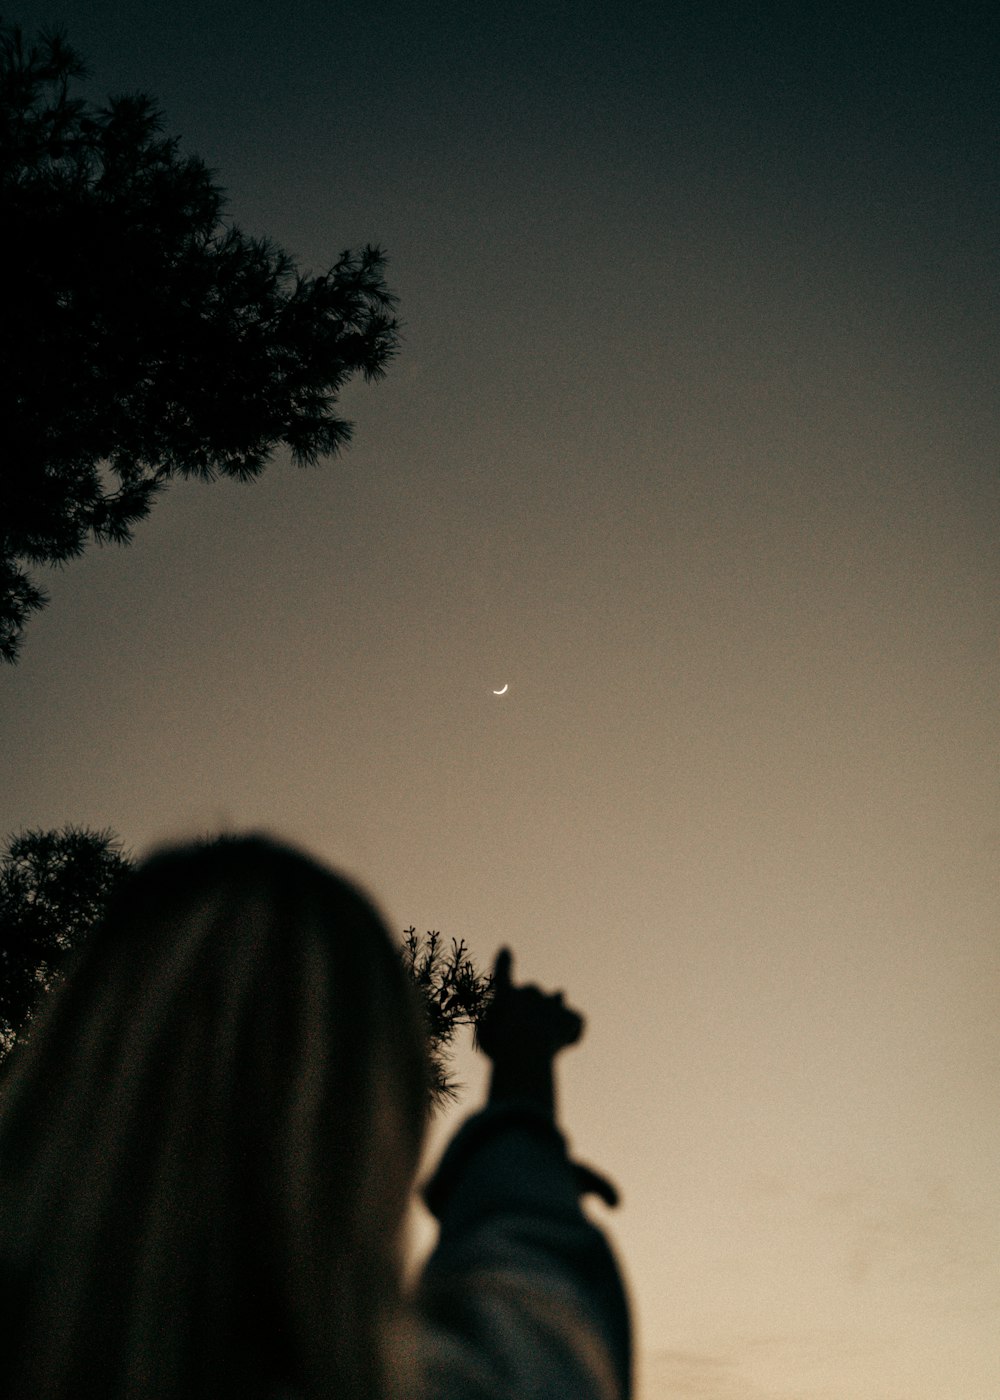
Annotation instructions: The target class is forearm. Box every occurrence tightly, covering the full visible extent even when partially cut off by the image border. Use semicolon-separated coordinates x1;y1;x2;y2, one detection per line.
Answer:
419;1107;632;1400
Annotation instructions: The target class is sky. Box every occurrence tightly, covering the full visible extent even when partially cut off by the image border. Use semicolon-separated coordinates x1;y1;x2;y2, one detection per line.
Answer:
3;2;999;1395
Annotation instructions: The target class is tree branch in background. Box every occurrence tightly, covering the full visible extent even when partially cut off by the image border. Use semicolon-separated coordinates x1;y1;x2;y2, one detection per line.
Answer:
0;826;133;1053
400;927;495;1105
0;22;400;661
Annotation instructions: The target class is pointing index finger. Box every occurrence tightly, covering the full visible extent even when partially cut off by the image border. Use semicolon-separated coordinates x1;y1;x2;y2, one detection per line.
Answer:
492;947;513;989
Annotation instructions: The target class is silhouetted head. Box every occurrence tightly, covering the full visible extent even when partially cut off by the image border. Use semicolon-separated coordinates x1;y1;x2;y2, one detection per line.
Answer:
0;834;430;1399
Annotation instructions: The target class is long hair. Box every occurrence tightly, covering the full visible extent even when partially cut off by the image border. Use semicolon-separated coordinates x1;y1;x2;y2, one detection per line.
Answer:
0;835;430;1399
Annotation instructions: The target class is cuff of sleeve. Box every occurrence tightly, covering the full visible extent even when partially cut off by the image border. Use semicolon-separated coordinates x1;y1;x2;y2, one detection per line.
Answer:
423;1101;565;1220
423;1101;620;1219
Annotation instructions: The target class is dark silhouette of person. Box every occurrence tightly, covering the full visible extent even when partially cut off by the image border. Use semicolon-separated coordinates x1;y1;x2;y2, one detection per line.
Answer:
0;835;631;1398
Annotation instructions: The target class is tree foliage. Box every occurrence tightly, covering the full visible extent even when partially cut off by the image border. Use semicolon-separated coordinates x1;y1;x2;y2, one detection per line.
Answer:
0;825;133;1052
401;927;495;1104
0;827;493;1105
0;22;400;661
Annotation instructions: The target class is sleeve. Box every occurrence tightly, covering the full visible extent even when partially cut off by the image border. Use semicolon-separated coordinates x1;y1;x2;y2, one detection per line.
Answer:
411;1102;632;1400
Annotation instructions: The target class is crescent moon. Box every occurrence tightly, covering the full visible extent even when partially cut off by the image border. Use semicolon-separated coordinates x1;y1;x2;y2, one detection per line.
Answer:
492;683;509;695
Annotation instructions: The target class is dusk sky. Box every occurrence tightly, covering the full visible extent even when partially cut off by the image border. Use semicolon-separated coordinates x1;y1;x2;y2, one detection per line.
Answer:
2;3;998;1396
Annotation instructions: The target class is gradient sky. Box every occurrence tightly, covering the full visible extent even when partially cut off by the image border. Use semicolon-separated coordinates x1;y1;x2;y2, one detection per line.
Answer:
3;3;999;1396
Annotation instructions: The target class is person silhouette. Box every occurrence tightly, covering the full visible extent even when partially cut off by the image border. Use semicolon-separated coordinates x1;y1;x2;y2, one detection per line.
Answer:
0;835;630;1399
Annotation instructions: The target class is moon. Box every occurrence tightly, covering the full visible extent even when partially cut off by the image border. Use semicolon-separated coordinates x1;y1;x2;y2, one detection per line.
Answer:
492;683;509;695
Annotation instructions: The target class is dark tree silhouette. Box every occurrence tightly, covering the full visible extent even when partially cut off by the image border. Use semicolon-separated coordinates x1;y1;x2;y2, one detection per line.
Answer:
0;826;133;1052
0;22;400;661
0;827;493;1103
401;927;496;1103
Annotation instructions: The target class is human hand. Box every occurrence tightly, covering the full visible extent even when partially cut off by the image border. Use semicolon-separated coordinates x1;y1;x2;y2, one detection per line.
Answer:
477;948;584;1116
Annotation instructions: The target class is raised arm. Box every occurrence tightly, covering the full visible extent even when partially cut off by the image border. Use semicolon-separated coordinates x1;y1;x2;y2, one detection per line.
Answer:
416;947;631;1400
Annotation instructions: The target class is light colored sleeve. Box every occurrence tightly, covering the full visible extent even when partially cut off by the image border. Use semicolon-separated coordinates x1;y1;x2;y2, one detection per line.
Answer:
412;1102;632;1400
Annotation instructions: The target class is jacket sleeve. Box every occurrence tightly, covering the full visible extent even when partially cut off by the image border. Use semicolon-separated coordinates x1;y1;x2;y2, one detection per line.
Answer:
412;1102;632;1400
